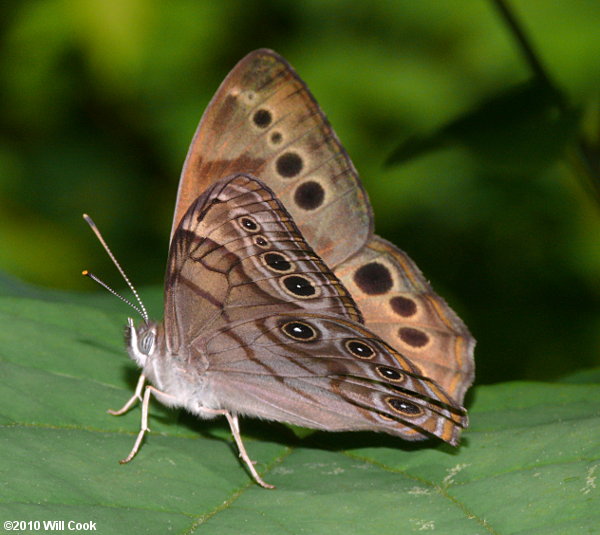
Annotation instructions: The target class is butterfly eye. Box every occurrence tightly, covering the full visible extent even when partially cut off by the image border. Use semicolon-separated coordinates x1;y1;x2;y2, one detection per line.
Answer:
345;339;375;359
280;321;318;342
139;330;156;355
261;252;294;273
239;216;260;232
279;274;319;298
376;366;404;383
385;397;424;417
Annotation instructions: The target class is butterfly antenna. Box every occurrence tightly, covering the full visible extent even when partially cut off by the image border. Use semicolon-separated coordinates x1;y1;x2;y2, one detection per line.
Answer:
82;214;149;324
82;270;148;322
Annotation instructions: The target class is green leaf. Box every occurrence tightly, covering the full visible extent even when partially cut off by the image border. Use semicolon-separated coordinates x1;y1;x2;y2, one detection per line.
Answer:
1;288;599;534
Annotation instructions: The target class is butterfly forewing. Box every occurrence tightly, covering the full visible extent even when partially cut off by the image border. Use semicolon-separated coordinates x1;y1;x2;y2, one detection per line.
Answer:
173;49;373;266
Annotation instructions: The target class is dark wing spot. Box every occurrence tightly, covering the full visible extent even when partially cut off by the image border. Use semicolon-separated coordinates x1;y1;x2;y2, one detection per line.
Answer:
377;366;404;382
254;235;269;247
294;181;325;210
253;108;272;128
276;152;303;178
239;216;259;232
262;252;293;272
386;397;423;416
345;339;375;359
271;131;282;144
353;262;393;295
398;327;429;348
390;296;417;317
281;321;318;341
281;275;316;297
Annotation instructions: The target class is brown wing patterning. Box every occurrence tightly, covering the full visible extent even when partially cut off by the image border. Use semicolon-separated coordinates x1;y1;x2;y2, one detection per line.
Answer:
164;174;363;353
335;236;475;405
173;49;373;266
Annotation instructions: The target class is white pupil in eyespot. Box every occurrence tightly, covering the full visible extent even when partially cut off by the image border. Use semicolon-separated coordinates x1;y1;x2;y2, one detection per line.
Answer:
282;321;316;340
240;217;258;231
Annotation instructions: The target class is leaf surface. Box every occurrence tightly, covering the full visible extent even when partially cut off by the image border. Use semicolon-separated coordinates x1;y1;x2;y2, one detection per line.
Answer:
1;290;598;534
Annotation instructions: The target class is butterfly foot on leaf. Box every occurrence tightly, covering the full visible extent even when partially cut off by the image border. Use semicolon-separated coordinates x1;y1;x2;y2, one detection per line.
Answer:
118;427;149;465
257;479;276;490
107;394;142;416
248;471;275;490
107;374;146;416
108;406;128;416
237;454;275;489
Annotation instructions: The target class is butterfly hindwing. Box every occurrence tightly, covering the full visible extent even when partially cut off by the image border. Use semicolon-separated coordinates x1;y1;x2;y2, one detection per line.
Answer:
202;312;466;445
335;236;475;404
165;174;466;444
165;174;362;353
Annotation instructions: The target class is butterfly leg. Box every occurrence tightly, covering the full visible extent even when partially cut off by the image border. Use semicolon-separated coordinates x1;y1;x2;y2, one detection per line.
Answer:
198;407;274;489
108;373;146;416
226;412;276;490
119;384;176;464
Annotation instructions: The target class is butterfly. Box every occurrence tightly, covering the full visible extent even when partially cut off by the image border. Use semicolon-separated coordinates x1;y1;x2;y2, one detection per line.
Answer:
94;49;475;489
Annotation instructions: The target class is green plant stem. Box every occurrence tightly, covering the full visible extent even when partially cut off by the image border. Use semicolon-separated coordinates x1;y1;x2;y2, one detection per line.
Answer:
491;0;600;206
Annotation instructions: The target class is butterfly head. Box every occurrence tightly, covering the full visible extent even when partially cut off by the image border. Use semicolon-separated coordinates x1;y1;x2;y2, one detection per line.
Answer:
125;317;157;368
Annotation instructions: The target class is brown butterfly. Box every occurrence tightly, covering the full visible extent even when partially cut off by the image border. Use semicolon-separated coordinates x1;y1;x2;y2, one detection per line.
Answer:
95;49;475;489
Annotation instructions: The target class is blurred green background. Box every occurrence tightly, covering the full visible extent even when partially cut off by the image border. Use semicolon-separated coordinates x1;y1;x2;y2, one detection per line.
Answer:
1;0;599;387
